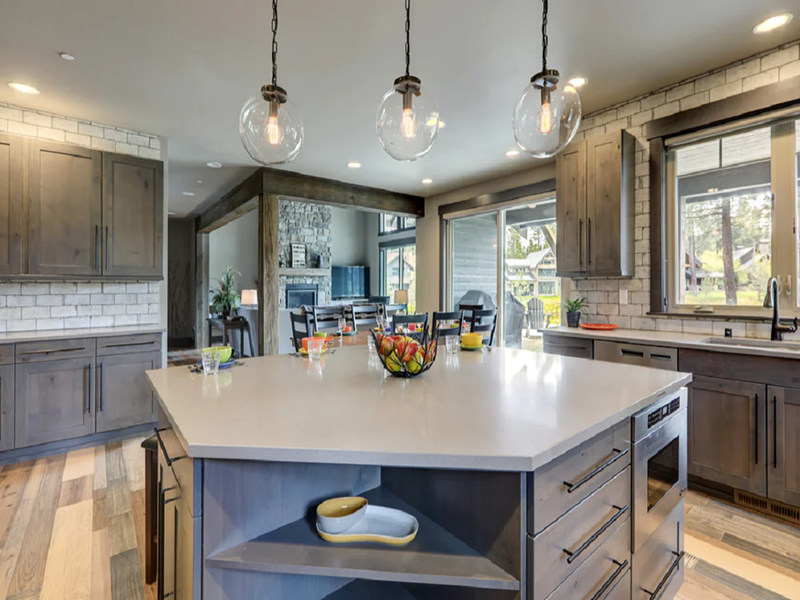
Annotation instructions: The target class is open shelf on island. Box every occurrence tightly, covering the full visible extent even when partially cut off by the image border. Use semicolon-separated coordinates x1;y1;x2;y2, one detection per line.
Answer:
205;486;520;591
322;580;416;600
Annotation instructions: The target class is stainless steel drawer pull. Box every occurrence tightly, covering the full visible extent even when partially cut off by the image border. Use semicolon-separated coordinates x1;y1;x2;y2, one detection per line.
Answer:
154;428;187;467
22;346;86;356
562;504;629;564
590;558;629;600
642;551;684;600
563;447;629;494
105;341;156;348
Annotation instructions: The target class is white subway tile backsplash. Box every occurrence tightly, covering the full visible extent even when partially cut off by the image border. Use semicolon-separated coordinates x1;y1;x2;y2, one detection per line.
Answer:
36;295;64;307
37;318;64;330
50;283;78;294
126;283;149;294
90;294;114;305
22;307;50;319
50;306;78;318
102;305;127;316
6;296;35;307
114;315;138;326
20;283;49;294
77;305;103;317
90;316;114;328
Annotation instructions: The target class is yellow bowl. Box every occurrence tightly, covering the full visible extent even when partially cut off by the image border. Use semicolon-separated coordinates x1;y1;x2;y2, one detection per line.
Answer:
202;346;233;363
316;496;368;534
461;332;483;347
313;331;328;339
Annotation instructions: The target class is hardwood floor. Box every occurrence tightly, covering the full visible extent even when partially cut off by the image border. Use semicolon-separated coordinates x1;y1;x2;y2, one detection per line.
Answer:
0;439;798;599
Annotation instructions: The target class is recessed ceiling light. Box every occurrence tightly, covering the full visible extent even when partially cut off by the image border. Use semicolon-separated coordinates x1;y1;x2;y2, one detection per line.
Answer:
347;161;362;169
506;150;520;158
8;82;39;95
568;76;588;88
182;191;195;196
196;179;204;184
421;178;433;185
206;161;222;168
58;52;75;61
707;187;719;193
753;13;793;33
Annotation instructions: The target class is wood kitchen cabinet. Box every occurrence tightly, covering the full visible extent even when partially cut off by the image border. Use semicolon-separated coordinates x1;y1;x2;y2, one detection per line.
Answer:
768;387;800;507
95;350;160;432
0;133;23;275
103;153;164;277
556;129;635;277
0;364;14;452
686;375;766;496
27;140;103;276
14;357;95;447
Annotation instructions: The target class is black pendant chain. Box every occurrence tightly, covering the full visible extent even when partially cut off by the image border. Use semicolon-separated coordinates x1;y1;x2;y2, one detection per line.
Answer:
271;0;279;86
541;0;548;71
404;0;411;77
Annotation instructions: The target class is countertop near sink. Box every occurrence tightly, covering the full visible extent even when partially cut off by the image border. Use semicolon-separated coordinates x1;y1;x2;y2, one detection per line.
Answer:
543;326;800;360
0;324;165;344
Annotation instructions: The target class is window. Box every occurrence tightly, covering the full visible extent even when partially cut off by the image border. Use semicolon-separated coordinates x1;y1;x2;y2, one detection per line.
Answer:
666;117;799;314
379;214;416;235
381;242;416;311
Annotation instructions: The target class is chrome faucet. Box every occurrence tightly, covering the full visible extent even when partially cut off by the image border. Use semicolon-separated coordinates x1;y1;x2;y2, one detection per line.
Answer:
763;277;798;341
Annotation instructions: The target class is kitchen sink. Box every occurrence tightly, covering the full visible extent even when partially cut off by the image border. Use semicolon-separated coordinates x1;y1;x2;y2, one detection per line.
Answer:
700;337;800;351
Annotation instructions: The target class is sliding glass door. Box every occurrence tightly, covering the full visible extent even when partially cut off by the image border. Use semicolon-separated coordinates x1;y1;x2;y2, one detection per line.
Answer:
446;194;559;349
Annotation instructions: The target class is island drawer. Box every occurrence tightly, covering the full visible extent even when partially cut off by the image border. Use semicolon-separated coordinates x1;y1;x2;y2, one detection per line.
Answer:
542;335;593;359
632;499;684;600
156;426;202;517
0;345;12;366
530;466;630;599
15;338;95;363
528;418;630;534
535;514;630;600
97;333;162;356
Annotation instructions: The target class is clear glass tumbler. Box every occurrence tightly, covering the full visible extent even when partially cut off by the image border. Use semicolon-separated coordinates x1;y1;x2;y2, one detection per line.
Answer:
337;316;346;334
202;347;221;375
307;337;325;361
446;335;459;355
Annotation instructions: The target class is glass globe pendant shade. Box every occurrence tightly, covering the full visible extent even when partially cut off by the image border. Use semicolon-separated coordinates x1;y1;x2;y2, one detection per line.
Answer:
512;71;581;158
239;84;304;165
376;75;439;161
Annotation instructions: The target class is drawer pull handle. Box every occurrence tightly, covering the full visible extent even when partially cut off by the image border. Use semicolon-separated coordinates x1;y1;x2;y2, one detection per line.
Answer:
590;558;629;600
651;354;672;361
620;348;645;357
154;428;187;467
563;504;629;564
22;347;86;357
642;551;684;600
563;447;629;494
105;341;156;349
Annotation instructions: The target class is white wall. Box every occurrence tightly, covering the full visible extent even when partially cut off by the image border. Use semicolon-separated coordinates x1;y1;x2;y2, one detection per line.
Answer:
209;211;259;293
330;207;369;266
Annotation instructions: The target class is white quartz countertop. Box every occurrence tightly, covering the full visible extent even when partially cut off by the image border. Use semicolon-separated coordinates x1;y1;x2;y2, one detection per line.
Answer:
0;325;164;344
147;345;690;472
543;326;800;360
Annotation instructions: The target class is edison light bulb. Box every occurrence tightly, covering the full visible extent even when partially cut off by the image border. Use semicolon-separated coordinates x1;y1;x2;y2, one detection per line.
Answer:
401;108;416;138
538;101;553;134
267;114;280;145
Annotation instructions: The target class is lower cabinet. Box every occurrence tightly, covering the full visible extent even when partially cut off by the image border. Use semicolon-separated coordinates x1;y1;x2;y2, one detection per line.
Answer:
0;365;14;451
96;351;160;432
687;375;765;496
15;358;95;447
768;387;800;507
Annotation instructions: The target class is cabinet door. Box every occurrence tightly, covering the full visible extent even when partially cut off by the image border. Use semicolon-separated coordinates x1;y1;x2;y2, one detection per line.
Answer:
767;386;800;507
96;351;160;433
0;365;14;451
159;462;178;600
15;358;95;447
555;140;586;275
0;133;23;274
103;153;164;277
688;376;765;495
28;140;102;276
587;132;624;276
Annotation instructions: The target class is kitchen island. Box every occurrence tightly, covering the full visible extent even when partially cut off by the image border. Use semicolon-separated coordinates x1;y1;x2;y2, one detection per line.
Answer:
147;345;691;600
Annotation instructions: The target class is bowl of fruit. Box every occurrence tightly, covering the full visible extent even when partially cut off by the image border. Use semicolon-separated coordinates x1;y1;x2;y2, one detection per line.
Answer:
370;329;438;378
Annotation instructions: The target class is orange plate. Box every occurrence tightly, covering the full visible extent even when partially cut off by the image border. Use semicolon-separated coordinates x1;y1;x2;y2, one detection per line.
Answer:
579;323;619;330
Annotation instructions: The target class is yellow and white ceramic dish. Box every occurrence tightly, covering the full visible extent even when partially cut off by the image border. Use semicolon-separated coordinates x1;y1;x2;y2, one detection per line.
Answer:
460;342;484;351
316;503;419;546
316;496;368;534
298;346;328;356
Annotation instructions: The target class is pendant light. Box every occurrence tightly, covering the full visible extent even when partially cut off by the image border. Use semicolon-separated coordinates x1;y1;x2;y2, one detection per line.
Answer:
376;0;440;161
239;0;303;165
512;0;581;158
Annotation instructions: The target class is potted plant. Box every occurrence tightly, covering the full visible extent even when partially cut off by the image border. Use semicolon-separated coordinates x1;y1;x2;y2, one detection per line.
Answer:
211;267;241;319
563;297;587;328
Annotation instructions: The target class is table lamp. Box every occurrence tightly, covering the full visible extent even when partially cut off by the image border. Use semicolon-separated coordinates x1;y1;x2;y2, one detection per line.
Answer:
393;289;409;306
241;289;258;306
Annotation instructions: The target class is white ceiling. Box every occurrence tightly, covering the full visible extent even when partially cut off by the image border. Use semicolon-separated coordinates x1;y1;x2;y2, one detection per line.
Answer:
0;0;798;216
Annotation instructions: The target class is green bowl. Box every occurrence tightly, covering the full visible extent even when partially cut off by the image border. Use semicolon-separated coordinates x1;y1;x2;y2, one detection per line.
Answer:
313;332;328;339
203;346;233;363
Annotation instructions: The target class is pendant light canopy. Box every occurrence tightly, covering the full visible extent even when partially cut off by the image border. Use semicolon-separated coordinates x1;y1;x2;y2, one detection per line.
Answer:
376;0;439;161
512;0;581;158
239;0;304;165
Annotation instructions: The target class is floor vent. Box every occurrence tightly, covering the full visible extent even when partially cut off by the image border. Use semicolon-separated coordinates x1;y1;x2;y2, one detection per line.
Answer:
734;490;800;526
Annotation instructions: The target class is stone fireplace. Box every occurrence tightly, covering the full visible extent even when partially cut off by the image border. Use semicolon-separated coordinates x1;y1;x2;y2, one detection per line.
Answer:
278;199;332;308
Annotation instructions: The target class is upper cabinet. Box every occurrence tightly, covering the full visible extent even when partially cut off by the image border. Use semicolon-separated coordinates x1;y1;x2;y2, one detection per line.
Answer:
28;141;103;276
0;134;164;280
0;134;23;275
556;130;635;278
103;153;164;277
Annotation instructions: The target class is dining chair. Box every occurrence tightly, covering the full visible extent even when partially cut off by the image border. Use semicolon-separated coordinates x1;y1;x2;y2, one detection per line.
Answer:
458;303;483;323
347;303;379;332
311;305;346;333
382;303;406;321
392;313;429;340
432;310;463;338
467;308;497;346
289;311;315;351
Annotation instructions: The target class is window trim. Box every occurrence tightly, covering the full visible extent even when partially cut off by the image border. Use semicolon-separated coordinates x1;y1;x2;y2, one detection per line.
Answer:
379;238;416;301
378;214;416;236
662;115;798;317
